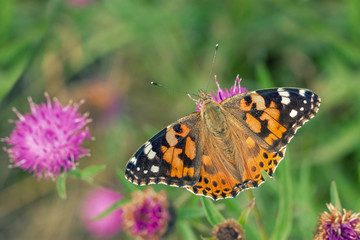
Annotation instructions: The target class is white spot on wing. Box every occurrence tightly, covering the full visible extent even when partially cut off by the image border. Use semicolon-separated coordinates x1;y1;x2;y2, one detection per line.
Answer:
289;109;298;118
303;100;307;104
281;97;291;105
148;150;156;160
144;141;152;154
279;91;290;97
300;107;304;111
130;157;137;164
151;165;159;173
299;89;306;97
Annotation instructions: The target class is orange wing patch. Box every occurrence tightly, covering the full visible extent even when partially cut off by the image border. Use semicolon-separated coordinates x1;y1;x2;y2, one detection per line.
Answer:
239;93;266;111
165;124;191;146
245;113;262;133
170;148;183;179
185;136;196;160
260;112;286;138
187;155;243;200
241;147;286;188
161;125;198;180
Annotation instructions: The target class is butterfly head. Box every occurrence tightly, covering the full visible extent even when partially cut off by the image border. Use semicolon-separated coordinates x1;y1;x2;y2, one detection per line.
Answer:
188;90;213;109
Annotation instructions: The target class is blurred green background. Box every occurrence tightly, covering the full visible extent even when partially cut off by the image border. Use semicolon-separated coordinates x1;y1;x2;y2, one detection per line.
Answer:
0;0;360;239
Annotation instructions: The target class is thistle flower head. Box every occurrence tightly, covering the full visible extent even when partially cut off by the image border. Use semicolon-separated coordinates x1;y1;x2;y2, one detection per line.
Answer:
212;219;245;240
314;203;360;240
82;188;123;238
122;188;171;240
192;75;248;111
3;94;92;179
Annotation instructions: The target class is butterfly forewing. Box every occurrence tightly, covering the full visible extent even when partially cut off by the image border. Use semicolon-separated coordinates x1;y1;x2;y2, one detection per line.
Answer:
222;88;321;152
125;113;203;187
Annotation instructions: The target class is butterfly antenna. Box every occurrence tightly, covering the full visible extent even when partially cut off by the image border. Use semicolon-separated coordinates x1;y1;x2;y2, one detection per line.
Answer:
151;82;199;98
205;43;219;93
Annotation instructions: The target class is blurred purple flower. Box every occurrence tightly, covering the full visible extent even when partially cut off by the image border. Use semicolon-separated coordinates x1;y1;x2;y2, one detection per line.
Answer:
192;75;248;111
3;93;91;179
82;188;123;238
314;203;360;240
123;188;171;240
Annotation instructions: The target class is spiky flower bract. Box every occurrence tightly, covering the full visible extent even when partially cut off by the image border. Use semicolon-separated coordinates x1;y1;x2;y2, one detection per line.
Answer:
122;188;171;240
193;75;248;111
3;93;92;179
314;203;360;240
212;219;245;240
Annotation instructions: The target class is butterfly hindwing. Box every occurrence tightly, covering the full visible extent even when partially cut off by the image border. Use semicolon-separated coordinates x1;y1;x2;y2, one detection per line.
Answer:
222;88;321;152
238;133;287;189
186;140;243;200
125;113;203;187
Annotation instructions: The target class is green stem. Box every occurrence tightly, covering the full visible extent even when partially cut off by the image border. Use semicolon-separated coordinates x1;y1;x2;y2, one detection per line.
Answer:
246;189;268;240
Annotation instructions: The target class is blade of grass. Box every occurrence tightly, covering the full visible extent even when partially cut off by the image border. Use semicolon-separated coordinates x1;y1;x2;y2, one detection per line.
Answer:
177;221;198;240
238;197;255;226
0;0;64;106
271;155;292;240
246;190;268;240
330;180;342;210
200;197;224;226
56;173;67;199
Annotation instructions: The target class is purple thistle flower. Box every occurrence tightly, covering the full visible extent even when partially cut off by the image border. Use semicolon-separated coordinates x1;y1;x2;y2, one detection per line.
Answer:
123;188;171;240
192;75;248;111
314;203;360;240
82;188;123;238
3;93;92;179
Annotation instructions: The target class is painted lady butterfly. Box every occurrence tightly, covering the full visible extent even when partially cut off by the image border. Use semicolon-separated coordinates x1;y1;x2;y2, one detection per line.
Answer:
125;78;320;200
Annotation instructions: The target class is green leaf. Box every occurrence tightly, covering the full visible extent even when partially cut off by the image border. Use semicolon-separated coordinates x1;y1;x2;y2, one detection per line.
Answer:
80;165;106;180
92;198;130;221
330;180;342;210
200;197;224;226
238;198;255;226
260;169;273;182
68;169;82;178
56;174;67;199
69;165;106;182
